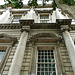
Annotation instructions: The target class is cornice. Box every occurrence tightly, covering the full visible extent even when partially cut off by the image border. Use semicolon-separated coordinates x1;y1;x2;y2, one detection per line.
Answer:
0;23;21;29
0;19;73;30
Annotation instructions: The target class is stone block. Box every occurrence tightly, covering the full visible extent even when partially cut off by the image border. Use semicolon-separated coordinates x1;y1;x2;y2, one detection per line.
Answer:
66;72;74;75
9;56;13;59
64;63;71;67
69;67;73;71
21;71;29;75
26;59;30;62
22;63;30;67
62;56;69;59
6;63;11;66
7;59;12;62
24;67;29;71
2;71;8;75
65;67;70;71
4;67;9;71
63;59;67;63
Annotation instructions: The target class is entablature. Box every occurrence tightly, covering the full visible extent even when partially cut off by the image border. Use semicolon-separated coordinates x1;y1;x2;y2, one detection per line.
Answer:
0;19;72;30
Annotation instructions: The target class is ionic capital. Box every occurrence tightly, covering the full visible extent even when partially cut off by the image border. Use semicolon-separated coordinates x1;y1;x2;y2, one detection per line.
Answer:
61;25;71;32
21;28;30;33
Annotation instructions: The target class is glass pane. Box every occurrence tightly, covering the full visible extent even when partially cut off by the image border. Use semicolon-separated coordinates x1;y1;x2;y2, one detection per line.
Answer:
0;52;5;62
53;72;56;75
45;64;48;67
49;64;51;67
52;64;55;67
49;68;51;71
53;68;56;71
41;64;44;67
49;59;51;62
49;72;53;75
37;72;40;75
45;68;48;71
45;60;47;62
41;68;44;71
45;72;48;75
37;68;40;71
12;17;21;23
42;60;44;62
41;72;44;75
40;15;49;19
38;64;40;67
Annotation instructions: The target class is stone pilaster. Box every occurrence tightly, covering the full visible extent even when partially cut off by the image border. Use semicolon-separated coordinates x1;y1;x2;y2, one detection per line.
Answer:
8;29;29;75
30;42;36;75
61;25;75;75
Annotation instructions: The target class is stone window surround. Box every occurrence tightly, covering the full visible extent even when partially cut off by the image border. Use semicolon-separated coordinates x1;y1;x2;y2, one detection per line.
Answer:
38;13;51;23
0;48;6;63
33;43;62;75
0;44;11;74
37;49;56;75
11;15;22;23
0;33;17;74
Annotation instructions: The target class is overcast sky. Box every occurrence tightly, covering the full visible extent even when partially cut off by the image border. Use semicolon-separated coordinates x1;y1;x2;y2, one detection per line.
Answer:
0;0;29;5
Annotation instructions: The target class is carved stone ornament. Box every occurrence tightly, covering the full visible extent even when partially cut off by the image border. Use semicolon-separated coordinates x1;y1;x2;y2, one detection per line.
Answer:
21;29;30;33
0;33;17;43
61;25;71;32
30;33;62;43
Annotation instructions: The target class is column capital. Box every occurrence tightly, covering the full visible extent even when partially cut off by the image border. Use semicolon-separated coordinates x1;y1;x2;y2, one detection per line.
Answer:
21;28;30;33
61;25;71;32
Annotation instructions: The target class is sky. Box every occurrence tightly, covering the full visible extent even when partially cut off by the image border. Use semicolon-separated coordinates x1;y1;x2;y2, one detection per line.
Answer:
0;0;29;5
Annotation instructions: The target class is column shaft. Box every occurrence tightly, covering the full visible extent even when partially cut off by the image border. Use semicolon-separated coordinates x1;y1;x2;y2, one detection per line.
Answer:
31;43;36;75
63;30;75;75
8;31;28;75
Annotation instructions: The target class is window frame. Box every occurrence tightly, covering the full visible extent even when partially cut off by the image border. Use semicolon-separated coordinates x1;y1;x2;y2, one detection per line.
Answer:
0;49;6;63
38;13;51;23
12;15;22;23
0;45;11;74
36;45;58;75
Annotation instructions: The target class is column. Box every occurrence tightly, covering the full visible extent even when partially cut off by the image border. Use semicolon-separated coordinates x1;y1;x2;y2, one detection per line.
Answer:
30;42;36;75
8;29;28;75
61;25;75;75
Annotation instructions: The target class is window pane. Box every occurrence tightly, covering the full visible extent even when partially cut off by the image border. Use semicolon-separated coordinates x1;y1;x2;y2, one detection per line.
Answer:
49;72;53;75
0;50;5;62
41;72;44;75
40;15;49;19
40;15;49;23
12;16;21;23
53;72;56;75
45;72;48;75
37;72;40;75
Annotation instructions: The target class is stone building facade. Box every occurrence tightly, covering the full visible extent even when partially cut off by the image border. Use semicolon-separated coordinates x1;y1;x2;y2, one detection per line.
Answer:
0;1;75;75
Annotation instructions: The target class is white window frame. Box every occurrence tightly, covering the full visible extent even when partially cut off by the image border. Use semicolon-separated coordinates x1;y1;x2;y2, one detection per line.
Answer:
36;49;57;75
38;13;50;23
12;15;22;23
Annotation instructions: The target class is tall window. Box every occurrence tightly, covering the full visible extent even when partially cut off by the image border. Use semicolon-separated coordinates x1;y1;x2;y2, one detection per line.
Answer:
0;50;6;62
12;16;21;23
40;15;49;23
37;50;56;75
